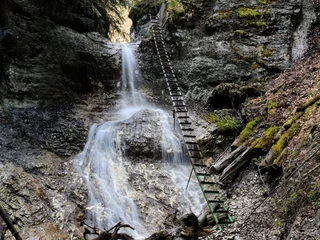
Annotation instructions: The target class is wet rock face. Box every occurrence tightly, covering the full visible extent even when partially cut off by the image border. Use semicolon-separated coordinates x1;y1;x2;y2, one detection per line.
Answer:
0;0;120;104
0;113;87;239
0;0;123;238
114;109;183;162
137;0;319;109
115;109;164;161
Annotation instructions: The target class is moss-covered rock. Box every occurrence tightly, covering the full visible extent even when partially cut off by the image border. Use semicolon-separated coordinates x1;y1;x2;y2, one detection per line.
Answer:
205;113;242;133
209;83;247;109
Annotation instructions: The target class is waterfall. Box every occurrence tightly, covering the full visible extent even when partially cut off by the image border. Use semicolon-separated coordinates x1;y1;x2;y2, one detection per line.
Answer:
74;45;204;239
292;1;316;61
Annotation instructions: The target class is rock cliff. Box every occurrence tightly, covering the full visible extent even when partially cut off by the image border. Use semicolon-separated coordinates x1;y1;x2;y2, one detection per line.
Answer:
131;0;320;239
0;0;122;238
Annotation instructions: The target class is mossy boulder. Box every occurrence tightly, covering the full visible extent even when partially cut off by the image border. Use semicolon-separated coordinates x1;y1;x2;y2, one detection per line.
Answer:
205;113;242;133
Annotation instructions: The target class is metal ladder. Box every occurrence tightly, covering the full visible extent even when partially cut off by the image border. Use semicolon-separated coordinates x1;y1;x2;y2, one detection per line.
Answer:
149;14;234;230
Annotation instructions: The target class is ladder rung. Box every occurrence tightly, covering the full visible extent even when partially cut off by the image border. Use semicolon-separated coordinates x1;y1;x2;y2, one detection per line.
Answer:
176;110;188;113
196;172;211;176
175;106;187;110
213;209;228;213
208;199;224;203
180;124;192;127
204;190;219;194
181;128;193;131
178;116;190;119
200;181;216;185
190;156;203;159
193;163;207;168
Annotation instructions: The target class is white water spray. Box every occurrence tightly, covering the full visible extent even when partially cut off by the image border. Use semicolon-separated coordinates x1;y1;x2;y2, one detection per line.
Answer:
74;45;204;239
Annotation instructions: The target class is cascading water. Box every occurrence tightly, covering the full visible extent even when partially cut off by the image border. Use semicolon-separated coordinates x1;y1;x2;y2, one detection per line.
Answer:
74;45;204;239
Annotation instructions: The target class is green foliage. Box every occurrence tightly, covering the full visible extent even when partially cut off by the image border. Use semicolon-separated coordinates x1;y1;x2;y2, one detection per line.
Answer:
129;0;162;26
167;0;184;14
98;0;130;36
166;0;185;23
206;113;242;133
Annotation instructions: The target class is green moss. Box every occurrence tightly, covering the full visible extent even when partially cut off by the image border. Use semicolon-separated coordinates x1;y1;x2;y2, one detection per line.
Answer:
205;113;220;123
252;126;279;149
267;99;277;115
258;0;268;5
257;21;267;26
272;123;299;156
167;0;184;14
297;94;320;112
273;147;288;166
257;45;273;57
205;113;242;133
283;118;293;129
238;8;260;18
238;7;270;18
238;117;262;143
262;48;272;57
251;63;261;70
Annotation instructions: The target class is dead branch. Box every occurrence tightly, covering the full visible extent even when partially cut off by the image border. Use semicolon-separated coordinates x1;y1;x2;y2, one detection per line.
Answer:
0;205;22;240
303;163;320;177
83;222;134;240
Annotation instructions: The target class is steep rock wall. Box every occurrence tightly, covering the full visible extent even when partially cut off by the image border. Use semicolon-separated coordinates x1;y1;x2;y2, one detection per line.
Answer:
0;0;122;238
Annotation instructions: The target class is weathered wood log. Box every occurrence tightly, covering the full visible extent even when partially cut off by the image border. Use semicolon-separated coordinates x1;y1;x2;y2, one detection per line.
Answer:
220;148;253;180
210;143;247;174
0;205;22;240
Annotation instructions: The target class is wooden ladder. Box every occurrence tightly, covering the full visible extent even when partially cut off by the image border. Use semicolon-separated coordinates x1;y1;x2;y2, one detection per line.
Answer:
149;15;234;230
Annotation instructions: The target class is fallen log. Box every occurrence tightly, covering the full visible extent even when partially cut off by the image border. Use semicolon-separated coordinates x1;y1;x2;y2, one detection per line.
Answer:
210;143;247;174
0;204;22;240
220;147;253;180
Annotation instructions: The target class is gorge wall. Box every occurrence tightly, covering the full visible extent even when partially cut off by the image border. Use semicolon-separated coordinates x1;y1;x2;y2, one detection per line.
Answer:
132;0;320;239
0;0;122;239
